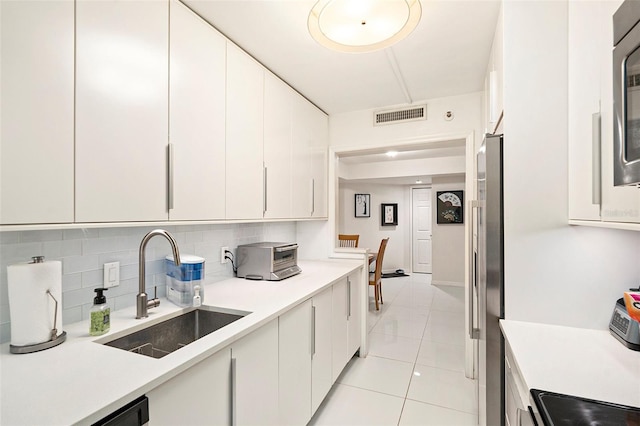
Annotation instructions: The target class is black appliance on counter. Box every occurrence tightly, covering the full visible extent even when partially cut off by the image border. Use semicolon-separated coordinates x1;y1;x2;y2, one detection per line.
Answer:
609;296;640;351
530;389;640;426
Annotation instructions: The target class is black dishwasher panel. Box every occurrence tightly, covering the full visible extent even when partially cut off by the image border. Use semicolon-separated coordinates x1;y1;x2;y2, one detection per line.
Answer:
92;395;149;426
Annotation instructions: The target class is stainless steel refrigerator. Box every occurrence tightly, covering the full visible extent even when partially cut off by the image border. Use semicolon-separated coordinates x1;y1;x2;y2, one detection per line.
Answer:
472;133;504;426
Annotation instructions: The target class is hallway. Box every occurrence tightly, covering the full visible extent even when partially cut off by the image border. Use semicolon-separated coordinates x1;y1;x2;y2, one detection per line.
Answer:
310;274;477;425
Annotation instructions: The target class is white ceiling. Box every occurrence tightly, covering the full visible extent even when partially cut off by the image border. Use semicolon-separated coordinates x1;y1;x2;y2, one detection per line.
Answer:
183;0;501;115
182;0;498;185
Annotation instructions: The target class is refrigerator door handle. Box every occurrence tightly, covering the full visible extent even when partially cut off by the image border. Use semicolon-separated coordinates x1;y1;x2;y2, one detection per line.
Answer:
469;200;480;340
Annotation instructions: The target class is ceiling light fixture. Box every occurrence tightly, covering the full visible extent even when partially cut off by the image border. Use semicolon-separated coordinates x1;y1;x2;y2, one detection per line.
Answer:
416;179;422;184
308;0;422;53
386;150;398;158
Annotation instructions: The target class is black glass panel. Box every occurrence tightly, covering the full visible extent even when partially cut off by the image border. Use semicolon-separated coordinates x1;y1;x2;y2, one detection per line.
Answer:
531;389;640;426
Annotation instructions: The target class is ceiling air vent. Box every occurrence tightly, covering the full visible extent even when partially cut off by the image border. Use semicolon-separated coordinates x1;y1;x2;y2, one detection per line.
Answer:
374;105;426;126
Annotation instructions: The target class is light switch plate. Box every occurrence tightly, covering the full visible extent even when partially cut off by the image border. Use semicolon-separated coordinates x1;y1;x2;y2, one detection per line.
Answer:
103;261;120;288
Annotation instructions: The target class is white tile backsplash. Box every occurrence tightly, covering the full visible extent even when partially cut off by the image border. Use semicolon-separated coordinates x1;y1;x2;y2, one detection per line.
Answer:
0;222;296;343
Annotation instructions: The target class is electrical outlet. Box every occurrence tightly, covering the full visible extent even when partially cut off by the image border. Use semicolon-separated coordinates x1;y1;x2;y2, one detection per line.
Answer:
221;247;229;264
103;261;120;288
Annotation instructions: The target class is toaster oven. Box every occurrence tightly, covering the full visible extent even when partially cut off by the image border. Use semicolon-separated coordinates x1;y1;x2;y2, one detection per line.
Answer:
236;242;301;281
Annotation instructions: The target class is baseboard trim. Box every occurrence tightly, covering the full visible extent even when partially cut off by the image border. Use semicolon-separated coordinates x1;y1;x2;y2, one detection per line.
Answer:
432;280;464;287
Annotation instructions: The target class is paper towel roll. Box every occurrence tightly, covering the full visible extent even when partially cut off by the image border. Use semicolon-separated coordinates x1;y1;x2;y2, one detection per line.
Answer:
7;260;63;346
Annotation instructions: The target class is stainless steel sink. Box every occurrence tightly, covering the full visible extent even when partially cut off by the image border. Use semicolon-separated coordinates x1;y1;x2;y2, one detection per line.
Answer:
101;307;249;359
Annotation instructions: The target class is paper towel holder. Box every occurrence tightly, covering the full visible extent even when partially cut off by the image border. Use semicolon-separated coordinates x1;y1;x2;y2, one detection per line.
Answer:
9;256;67;354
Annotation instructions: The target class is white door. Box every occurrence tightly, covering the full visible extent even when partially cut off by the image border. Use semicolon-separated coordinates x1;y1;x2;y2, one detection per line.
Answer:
412;188;433;273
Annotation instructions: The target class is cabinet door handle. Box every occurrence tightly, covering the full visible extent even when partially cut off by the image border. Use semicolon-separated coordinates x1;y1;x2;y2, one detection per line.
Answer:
311;305;316;356
311;178;315;216
592;112;601;205
230;357;237;426
168;143;174;210
263;164;268;215
469;200;480;340
347;278;351;319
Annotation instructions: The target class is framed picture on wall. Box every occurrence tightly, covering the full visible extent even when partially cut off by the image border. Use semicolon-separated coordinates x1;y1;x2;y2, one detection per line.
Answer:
436;190;464;224
381;203;398;226
355;194;370;217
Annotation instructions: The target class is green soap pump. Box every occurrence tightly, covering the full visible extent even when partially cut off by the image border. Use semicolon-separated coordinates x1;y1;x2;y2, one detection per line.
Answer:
90;288;110;336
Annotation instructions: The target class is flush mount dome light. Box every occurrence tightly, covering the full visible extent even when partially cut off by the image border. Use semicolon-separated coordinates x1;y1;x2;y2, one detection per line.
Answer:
308;0;422;53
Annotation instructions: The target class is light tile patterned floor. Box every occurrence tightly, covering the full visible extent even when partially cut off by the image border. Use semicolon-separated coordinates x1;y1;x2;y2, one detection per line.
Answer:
309;273;478;426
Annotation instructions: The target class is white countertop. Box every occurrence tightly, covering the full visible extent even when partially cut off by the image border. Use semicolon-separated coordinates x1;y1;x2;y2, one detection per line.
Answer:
500;320;640;408
0;259;362;425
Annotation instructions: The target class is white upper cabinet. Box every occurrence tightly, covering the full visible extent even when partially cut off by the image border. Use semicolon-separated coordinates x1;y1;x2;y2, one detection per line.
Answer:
225;43;265;220
0;0;74;225
1;0;330;228
292;93;329;218
169;0;226;221
263;72;294;219
311;108;329;218
75;0;169;222
484;4;503;135
568;1;603;221
568;0;640;226
599;0;640;224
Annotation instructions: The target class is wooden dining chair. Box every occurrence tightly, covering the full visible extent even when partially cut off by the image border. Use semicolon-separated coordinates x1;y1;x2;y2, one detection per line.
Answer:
369;237;389;310
338;234;359;248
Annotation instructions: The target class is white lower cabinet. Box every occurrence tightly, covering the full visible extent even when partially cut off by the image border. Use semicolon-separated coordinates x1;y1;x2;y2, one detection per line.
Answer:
505;343;534;426
233;319;279;426
278;286;334;424
332;272;361;382
311;287;334;413
147;347;231;425
279;299;312;425
148;274;362;425
147;319;278;425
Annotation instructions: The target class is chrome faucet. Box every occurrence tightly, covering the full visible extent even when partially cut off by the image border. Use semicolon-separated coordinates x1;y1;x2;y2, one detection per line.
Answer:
137;229;181;319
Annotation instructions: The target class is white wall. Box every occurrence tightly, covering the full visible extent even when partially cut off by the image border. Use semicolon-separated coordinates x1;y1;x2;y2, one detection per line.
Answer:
431;176;466;286
329;92;484;283
338;182;408;272
502;0;640;329
340;156;466;181
330;92;484;149
0;222;296;343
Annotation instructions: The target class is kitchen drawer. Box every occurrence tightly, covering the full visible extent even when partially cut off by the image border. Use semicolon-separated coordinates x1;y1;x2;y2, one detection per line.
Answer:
505;342;534;426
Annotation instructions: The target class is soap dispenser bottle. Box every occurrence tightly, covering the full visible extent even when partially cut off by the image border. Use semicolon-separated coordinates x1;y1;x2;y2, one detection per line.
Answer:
90;288;110;336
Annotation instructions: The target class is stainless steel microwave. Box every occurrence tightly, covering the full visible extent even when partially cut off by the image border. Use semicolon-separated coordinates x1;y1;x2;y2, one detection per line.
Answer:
613;0;640;186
